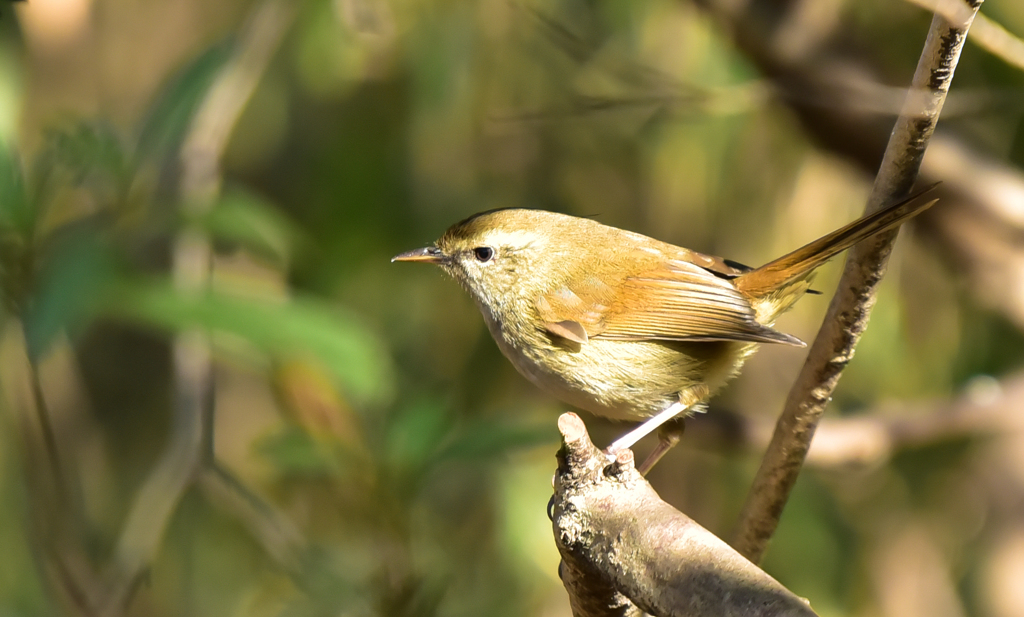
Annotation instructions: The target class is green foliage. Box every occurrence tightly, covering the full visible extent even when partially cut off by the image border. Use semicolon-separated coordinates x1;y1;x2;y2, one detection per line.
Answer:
23;228;115;360
194;186;310;265
0;122;136;356
0;147;31;313
257;425;335;476
0;0;1021;616
433;417;556;462
105;280;394;406
136;41;234;162
0;146;30;234
383;398;454;475
35;122;132;199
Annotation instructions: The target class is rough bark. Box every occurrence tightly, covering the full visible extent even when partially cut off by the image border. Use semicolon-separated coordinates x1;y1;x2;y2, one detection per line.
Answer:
552;413;819;617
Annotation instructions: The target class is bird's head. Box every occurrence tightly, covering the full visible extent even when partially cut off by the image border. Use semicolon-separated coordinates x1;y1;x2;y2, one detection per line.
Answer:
393;209;584;310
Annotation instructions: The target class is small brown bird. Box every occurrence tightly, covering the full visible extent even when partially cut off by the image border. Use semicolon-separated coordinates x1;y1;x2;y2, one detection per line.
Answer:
394;188;937;468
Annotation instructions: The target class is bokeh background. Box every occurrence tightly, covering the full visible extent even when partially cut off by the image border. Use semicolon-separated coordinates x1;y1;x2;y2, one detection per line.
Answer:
1;0;1024;615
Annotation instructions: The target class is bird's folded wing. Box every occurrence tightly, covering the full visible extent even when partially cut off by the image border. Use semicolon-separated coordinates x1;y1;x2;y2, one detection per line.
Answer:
536;258;803;346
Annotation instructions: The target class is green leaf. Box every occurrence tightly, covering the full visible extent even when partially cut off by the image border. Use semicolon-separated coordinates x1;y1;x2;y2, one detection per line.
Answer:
104;280;394;406
191;187;309;264
257;426;335;476
32;122;132;212
435;419;556;462
136;41;233;161
38;122;130;185
383;399;452;473
0;146;31;234
382;402;556;481
23;229;115;361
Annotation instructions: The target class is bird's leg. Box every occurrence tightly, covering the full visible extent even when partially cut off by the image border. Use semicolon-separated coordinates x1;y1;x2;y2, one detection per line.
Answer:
606;400;689;456
637;419;685;475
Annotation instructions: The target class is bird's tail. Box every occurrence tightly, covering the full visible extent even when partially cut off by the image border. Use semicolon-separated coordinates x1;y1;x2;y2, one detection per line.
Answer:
735;184;940;300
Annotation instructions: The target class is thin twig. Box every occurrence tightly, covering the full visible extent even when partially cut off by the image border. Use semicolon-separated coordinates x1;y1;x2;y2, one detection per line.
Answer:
100;2;294;615
969;12;1024;73
198;462;310;579
2;325;104;614
731;3;984;563
29;365;68;503
679;371;1024;467
692;0;1024;330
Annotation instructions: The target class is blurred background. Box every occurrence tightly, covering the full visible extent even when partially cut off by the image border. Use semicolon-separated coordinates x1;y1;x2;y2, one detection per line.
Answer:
1;0;1023;615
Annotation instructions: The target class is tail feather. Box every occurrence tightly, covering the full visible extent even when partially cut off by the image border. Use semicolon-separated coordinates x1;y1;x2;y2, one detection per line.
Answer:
736;184;940;298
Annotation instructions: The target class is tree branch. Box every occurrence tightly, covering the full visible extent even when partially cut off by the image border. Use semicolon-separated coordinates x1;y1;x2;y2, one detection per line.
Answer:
100;2;294;614
552;413;819;617
1;326;105;615
198;462;310;580
730;3;983;563
690;0;1024;329
679;370;1023;468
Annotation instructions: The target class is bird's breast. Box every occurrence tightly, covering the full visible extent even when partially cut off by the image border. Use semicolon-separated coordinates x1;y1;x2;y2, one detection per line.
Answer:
474;295;757;420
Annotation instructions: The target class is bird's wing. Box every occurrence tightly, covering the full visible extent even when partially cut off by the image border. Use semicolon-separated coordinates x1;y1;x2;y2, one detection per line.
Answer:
535;255;803;346
679;249;754;279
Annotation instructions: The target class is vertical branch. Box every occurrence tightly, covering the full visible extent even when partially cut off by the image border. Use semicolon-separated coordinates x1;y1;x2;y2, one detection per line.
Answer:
100;2;294;615
731;2;983;563
2;326;104;615
29;367;67;502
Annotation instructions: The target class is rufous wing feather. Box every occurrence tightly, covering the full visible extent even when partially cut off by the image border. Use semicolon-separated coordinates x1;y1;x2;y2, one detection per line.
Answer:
536;257;804;346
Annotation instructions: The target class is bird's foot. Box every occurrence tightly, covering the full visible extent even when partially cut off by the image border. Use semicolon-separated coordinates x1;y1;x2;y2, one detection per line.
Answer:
636;420;685;475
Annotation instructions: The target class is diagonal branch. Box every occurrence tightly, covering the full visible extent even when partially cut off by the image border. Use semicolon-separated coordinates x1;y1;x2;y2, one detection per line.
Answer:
551;413;819;617
731;2;984;563
198;462;310;580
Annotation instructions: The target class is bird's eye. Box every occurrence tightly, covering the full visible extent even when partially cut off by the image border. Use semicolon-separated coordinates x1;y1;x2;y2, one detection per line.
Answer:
473;246;495;262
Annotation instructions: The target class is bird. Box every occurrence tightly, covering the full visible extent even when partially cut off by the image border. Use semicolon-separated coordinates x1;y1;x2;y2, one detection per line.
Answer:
393;187;938;470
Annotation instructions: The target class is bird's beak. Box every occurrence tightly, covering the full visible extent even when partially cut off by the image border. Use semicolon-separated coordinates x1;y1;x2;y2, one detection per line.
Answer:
392;246;447;264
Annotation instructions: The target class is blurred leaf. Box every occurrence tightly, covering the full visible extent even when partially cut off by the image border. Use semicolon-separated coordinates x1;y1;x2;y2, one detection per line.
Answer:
136;41;233;161
30;123;133;230
23;228;115;361
0;145;31;233
193;187;309;264
435;419;556;462
0;147;32;313
378;573;449;617
103;280;394;406
37;122;130;189
383;399;452;475
283;545;374;617
272;357;365;449
258;425;336;476
383;402;555;484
